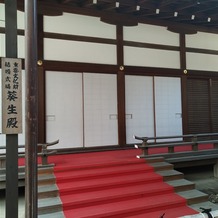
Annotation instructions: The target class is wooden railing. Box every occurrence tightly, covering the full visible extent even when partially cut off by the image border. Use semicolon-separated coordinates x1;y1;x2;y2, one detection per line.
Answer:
0;139;59;168
134;133;218;162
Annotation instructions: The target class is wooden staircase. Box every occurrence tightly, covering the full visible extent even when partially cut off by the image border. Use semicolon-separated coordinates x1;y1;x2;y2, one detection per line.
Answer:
147;158;208;205
38;157;216;218
1;153;215;217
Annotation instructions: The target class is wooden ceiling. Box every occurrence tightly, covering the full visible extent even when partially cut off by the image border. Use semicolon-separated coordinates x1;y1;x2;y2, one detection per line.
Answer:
2;0;218;33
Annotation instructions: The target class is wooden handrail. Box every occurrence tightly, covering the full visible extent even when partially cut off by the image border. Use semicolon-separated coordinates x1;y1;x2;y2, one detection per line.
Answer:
0;139;59;167
0;139;59;150
134;133;218;156
134;132;218;142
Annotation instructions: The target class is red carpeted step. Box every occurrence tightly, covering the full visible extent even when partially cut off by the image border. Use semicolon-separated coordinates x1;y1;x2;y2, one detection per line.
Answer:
54;163;154;182
127;206;197;218
57;172;163;195
60;181;174;209
52;149;198;218
54;158;145;172
63;193;188;218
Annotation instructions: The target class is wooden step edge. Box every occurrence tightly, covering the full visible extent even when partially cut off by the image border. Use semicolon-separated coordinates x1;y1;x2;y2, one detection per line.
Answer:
38;197;62;215
151;162;174;171
38;211;65;218
166;179;195;192
177;190;209;205
157;170;184;181
38;190;59;199
38;184;59;199
38;178;56;186
144;157;165;163
38;165;54;175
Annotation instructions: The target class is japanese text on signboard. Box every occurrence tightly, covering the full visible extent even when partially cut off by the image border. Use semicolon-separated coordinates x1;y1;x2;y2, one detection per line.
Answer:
2;58;22;134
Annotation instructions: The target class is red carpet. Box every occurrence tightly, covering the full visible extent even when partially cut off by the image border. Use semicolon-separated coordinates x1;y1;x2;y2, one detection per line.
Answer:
51;149;198;218
148;143;214;155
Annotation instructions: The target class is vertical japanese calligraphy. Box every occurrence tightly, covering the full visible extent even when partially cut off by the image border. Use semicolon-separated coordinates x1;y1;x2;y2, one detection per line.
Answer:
2;58;22;134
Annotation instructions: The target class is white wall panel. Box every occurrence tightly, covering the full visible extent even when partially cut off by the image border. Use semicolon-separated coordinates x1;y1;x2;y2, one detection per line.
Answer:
44;38;116;64
18;35;25;59
154;77;182;139
125;75;154;144
124;23;179;46
17;10;25;30
0;68;5;153
0;4;5;28
124;46;180;68
18;70;26;153
84;73;118;147
186;32;218;50
44;13;116;39
46;71;83;149
0;34;5;57
0;4;24;29
187;53;218;72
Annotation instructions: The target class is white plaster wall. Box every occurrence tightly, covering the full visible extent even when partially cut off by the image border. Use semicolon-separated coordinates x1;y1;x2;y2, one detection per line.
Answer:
0;4;23;28
0;4;25;58
44;38;117;64
186;32;218;50
0;34;5;57
0;4;5;57
0;34;24;59
124;46;180;68
186;32;218;71
0;3;5;28
124;23;179;46
18;35;25;59
44;13;116;39
187;53;218;71
44;12;116;65
17;10;25;30
0;69;4;151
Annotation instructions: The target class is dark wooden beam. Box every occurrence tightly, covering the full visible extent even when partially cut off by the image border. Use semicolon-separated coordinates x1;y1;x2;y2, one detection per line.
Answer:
116;25;126;146
167;25;197;34
173;1;198;11
158;0;176;8
101;13;138;26
5;1;19;218
179;33;189;135
37;15;46;144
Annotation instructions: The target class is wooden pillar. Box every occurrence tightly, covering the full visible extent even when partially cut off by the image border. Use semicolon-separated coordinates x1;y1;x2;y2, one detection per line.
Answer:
5;1;19;218
116;25;126;146
25;0;38;217
180;33;188;135
214;160;218;178
37;15;46;144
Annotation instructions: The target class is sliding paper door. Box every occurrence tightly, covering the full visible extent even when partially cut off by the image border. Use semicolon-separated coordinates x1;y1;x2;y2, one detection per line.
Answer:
46;71;83;149
125;75;154;144
84;73;118;147
154;77;182;138
125;75;182;144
